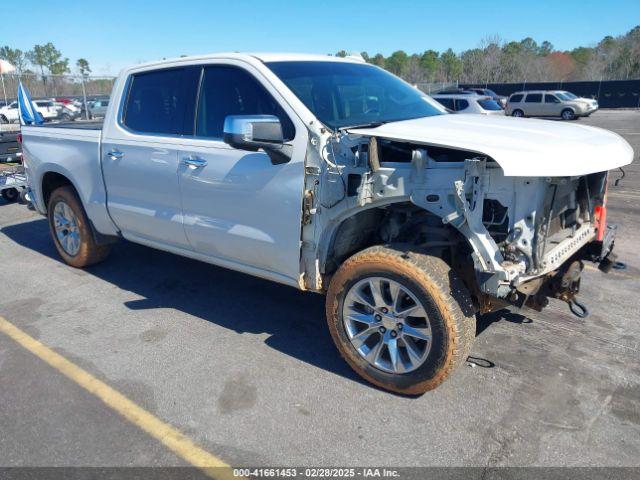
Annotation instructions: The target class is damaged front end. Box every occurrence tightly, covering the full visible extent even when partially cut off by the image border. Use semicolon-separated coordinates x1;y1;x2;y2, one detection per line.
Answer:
302;128;619;317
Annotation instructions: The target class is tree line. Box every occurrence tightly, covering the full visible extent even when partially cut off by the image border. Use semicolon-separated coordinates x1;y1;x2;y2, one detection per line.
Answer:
0;44;110;99
2;25;638;87
0;42;91;78
335;25;640;85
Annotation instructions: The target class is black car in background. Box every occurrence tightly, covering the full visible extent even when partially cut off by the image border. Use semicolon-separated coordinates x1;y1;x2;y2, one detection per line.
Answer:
0;129;21;163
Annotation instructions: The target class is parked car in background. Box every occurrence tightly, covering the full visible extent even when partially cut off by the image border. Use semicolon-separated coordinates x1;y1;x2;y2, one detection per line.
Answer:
0;128;21;163
88;98;110;118
434;88;476;96
0;100;58;123
506;91;597;120
431;93;504;115
555;91;599;114
0;102;19;123
464;87;508;107
53;102;81;121
33;100;59;121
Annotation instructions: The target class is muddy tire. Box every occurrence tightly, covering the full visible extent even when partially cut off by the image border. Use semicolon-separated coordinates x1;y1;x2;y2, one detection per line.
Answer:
326;245;475;395
47;186;110;268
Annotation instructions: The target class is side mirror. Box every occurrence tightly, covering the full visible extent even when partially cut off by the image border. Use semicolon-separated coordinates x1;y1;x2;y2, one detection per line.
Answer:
223;115;290;165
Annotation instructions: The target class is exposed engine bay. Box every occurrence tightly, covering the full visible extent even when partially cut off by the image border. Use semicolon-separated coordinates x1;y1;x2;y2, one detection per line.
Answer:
300;130;614;314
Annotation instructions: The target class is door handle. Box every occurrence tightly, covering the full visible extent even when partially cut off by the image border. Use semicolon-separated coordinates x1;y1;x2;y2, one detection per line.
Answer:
107;149;124;160
183;156;207;168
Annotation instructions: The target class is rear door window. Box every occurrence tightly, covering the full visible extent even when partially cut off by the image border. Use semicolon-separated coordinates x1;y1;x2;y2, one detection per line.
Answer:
525;93;542;103
123;67;199;135
454;99;469;111
434;98;454;110
195;66;295;140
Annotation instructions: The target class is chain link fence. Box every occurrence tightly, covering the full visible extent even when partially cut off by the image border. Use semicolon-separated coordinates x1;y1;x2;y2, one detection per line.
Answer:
1;73;116;105
415;82;459;94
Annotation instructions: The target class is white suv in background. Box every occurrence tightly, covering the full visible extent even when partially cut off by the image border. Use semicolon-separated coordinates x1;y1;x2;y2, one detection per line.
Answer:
32;100;59;121
431;93;505;115
0;100;59;123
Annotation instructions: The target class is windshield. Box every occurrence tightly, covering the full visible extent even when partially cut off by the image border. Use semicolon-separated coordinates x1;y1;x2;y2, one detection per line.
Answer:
477;99;503;111
265;61;444;129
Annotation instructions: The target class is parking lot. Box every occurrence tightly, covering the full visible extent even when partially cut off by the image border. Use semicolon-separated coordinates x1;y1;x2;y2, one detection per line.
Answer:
1;110;639;473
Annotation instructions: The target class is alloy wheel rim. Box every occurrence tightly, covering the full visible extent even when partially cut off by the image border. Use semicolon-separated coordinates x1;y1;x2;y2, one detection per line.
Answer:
53;201;81;256
342;276;432;374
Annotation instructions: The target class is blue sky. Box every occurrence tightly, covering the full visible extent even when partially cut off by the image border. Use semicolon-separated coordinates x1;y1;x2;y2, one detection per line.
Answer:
3;0;639;75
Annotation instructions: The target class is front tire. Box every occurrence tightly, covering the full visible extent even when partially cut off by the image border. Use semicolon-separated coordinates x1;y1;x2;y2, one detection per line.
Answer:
326;245;476;395
561;108;575;120
511;109;524;118
47;186;110;267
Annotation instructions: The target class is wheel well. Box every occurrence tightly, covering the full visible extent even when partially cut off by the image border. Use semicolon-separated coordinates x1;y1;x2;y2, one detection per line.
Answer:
323;203;469;275
322;203;480;309
41;172;74;207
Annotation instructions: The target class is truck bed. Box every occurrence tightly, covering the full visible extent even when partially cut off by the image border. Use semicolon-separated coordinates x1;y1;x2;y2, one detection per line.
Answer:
21;121;117;236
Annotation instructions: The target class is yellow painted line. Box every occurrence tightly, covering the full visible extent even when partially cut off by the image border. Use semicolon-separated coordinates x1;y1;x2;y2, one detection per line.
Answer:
0;316;241;480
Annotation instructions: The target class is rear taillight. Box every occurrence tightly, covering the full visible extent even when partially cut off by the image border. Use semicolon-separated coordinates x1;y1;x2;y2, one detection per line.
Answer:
17;133;22;144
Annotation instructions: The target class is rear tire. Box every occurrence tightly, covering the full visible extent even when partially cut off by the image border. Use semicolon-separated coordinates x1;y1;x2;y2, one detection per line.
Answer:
47;186;110;267
326;245;476;395
1;188;19;202
512;109;524;118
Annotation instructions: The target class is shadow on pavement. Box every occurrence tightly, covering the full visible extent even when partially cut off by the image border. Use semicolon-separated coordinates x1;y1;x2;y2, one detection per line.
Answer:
1;218;368;387
2;218;532;390
476;308;531;336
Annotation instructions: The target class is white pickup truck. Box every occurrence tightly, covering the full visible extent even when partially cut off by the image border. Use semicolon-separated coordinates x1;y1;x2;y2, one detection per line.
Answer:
21;53;633;394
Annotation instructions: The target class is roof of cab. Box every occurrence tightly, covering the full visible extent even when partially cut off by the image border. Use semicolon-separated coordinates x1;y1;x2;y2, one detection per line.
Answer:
252;52;366;63
124;52;365;72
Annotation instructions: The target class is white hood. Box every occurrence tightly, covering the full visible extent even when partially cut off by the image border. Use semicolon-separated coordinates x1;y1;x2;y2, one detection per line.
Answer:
348;114;633;177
